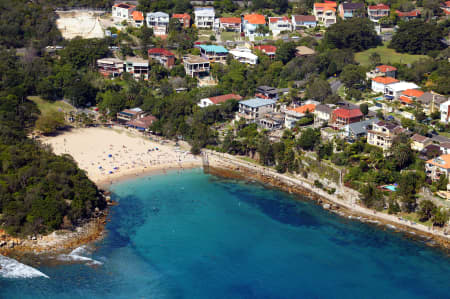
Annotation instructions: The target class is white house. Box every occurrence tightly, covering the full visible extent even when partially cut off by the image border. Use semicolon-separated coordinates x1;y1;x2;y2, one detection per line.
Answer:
291;15;317;29
268;17;292;36
313;2;337;27
441;100;450;124
112;3;136;20
219;17;242;32
146;12;169;35
194;7;215;28
229;48;258;65
371;76;399;94
236;98;276;123
384;82;420;99
243;14;266;39
198;93;242;108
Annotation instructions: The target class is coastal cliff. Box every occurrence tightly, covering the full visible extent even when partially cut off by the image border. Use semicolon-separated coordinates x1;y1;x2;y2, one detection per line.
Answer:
203;150;450;250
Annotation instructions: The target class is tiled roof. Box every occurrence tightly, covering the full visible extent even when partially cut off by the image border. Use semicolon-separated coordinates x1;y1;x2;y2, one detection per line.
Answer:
219;17;242;24
376;65;397;72
148;48;174;56
208;94;242;104
288;104;316;114
293;15;316;22
315;104;333;114
127;115;157;128
314;3;336;11
400;96;413;104
395;10;421;17
240;98;276;108
402;89;424;98
372;76;399;84
369;3;390;10
254;45;277;54
440;142;450;149
172;13;190;19
269;16;290;23
342;2;365;10
333;108;363;119
132;11;144;21
427;154;450;169
244;14;266;24
411;133;429;143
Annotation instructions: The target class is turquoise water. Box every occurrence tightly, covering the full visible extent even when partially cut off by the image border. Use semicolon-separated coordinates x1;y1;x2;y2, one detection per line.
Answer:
1;168;450;298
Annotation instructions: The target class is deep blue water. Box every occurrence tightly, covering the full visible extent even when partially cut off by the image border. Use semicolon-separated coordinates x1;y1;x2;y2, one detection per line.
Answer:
1;168;450;298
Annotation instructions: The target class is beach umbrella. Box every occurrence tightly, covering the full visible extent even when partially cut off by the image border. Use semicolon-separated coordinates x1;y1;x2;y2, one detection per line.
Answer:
108;154;112;158
99;166;102;169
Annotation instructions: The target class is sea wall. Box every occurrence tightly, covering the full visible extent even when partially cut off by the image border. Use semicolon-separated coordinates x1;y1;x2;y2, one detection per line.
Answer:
203;150;450;250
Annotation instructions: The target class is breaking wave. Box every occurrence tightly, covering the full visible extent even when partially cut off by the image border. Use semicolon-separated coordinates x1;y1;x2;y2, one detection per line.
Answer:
57;245;103;266
0;255;49;279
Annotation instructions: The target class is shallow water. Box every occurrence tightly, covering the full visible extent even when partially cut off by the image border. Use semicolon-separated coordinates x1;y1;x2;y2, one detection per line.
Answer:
1;168;450;298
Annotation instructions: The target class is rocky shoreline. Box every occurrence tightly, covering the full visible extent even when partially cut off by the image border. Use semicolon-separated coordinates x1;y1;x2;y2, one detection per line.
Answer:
204;150;450;252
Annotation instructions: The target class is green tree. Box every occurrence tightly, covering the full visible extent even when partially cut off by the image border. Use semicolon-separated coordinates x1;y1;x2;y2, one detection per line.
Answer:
417;200;436;222
276;42;297;64
297;128;320;151
360;103;369;116
340;65;367;91
306;78;331;102
35;111;65;134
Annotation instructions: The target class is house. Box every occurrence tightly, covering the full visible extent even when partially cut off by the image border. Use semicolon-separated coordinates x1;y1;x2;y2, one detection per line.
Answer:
255;86;279;100
367;121;405;151
330;108;364;130
440;142;450;155
339;2;365;19
366;65;397;79
97;58;124;77
229;48;258;65
126;115;157;131
194;7;215;28
117;107;144;122
148;48;175;69
313;1;337;27
419;92;448;114
342;118;379;140
399;89;424;106
440;99;450;124
268;17;292;36
284;104;316;129
172;13;191;28
425;154;450;182
368;4;389;22
259;112;284;130
442;1;450;15
198;93;242;108
243;14;266;38
295;46;315;57
112;3;136;20
219;17;242;32
384;82;420;100
314;104;333;127
124;57;149;79
411;134;432;152
395;10;421;20
254;45;277;59
146;12;169;35
132;11;144;27
198;45;228;64
183;55;210;77
291;15;317;29
236;98;277;123
371;77;399;93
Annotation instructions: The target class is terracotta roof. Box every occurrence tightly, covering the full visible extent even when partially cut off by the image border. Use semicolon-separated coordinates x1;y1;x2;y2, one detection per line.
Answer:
395;10;421;17
402;89;424;98
376;65;397;73
293;15;316;23
314;3;336;11
208;94;242;105
445;1;450;7
369;3;390;10
333;108;363;119
219;17;242;24
412;134;429;143
288;104;316;114
172;13;191;19
372;76;399;84
132;11;144;21
269;16;290;23
244;14;266;24
400;96;413;104
254;45;277;54
148;48;174;56
427;154;450;169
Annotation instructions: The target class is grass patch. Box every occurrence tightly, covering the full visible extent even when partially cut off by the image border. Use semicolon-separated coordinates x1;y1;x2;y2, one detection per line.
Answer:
355;44;427;67
28;96;76;115
221;31;239;41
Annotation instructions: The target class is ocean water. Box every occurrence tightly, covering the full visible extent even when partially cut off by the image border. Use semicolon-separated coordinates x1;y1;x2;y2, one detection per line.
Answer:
1;168;450;299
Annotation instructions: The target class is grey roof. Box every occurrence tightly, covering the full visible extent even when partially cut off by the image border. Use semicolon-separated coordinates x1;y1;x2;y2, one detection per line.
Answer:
432;134;450;144
418;92;448;105
293;15;316;23
348;118;378;136
315;104;333;114
147;11;169;17
257;85;277;92
342;2;365;10
239;98;276;108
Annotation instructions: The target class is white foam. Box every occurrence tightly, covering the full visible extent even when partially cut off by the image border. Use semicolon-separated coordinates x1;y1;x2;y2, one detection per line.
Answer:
57;245;103;266
0;255;49;279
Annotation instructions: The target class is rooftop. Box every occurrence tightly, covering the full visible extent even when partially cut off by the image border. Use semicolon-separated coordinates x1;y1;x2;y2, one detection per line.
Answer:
369;3;390;10
314;2;337;11
244;14;266;24
172;13;191;19
147;11;169;17
333;108;363;119
148;48;174;56
269;16;290;23
396;10;421;17
287;104;316;114
293;15;316;22
399;96;413;104
296;46;315;56
132;11;144;21
376;65;397;73
183;55;210;64
240;98;276;108
220;17;242;24
315;104;333;114
348;118;379;135
427;154;450;169
254;45;277;54
411;133;429;143
402;89;424;98
388;82;420;92
127;115;157;129
341;2;365;10
372;76;399;84
114;3;136;9
207;93;242;104
198;44;228;53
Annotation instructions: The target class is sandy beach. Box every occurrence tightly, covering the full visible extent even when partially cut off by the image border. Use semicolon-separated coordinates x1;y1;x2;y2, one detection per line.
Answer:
41;127;202;186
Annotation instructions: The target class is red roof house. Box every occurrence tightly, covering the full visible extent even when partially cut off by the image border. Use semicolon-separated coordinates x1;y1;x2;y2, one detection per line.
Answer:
148;48;175;69
330;108;363;129
219;17;242;32
254;45;277;59
198;94;242;107
172;13;191;28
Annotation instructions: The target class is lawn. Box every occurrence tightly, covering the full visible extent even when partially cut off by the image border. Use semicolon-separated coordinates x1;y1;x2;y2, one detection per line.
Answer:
355;44;427;67
221;31;239;42
28;96;76;115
